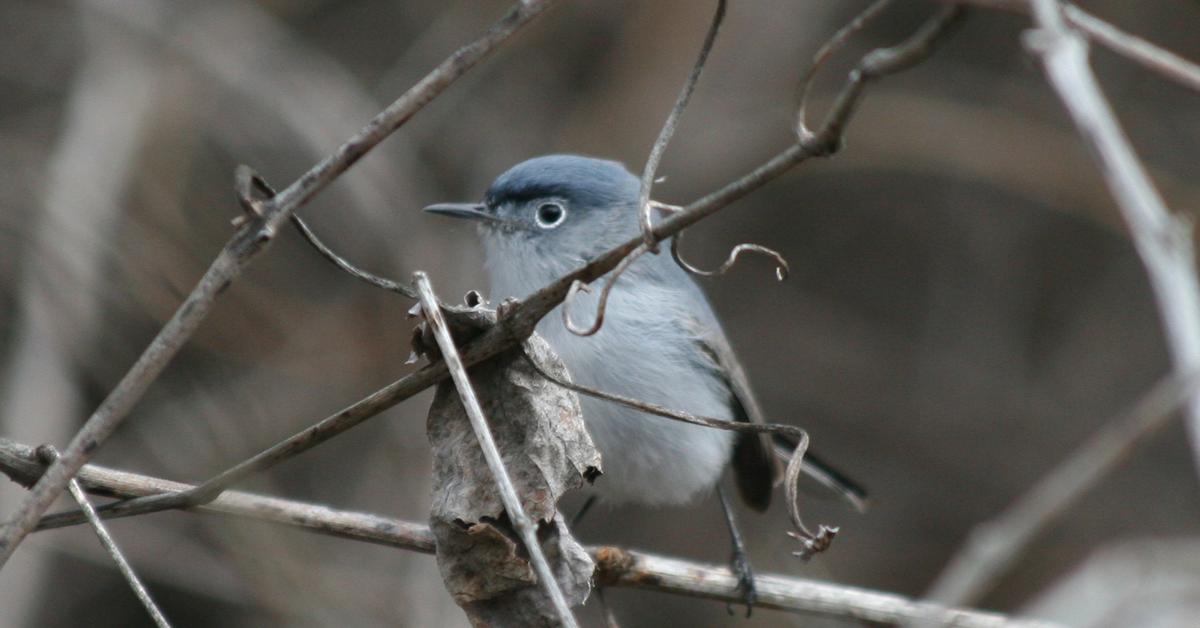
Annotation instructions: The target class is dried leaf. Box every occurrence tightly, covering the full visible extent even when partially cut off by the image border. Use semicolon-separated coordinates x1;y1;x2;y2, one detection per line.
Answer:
425;331;601;620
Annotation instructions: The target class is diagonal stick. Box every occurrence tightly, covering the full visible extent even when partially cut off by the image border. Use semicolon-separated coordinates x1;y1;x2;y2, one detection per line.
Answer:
0;0;560;568
40;446;171;628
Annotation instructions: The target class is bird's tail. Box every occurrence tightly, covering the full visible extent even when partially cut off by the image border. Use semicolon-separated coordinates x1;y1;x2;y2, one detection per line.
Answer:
773;433;870;513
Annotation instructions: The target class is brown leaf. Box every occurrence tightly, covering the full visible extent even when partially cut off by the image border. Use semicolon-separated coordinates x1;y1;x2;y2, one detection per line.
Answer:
426;332;601;619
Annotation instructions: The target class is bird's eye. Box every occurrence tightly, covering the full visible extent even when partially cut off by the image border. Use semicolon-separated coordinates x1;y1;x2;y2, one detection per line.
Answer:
534;202;566;228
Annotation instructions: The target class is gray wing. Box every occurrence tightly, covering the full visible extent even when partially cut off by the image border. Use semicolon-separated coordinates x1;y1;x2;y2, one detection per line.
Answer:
685;317;869;513
684;317;779;512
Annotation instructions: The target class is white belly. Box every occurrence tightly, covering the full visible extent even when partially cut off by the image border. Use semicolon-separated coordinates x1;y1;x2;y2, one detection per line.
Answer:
534;295;735;506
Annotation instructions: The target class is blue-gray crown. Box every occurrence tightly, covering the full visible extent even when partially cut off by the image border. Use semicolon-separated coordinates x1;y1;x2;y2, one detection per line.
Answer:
485;155;638;210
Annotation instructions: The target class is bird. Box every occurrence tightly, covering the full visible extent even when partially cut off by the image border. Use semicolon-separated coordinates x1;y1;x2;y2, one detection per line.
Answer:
424;154;864;609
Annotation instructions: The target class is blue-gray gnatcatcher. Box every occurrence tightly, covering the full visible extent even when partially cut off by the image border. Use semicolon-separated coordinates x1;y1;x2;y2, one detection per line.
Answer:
425;155;863;602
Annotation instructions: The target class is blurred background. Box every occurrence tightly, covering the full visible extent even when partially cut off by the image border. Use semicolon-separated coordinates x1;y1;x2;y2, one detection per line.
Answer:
1;0;1199;626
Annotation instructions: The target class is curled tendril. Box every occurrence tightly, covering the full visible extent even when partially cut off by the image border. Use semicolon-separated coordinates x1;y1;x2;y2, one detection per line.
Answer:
671;233;790;281
566;198;788;335
782;430;840;560
561;244;651;336
651;200;791;281
795;0;893;143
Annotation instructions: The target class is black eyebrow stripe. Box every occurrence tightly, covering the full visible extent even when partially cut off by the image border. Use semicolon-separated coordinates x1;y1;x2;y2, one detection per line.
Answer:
488;183;572;206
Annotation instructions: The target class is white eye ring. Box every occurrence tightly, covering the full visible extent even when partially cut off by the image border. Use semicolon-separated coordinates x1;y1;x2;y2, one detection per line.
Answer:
534;202;567;229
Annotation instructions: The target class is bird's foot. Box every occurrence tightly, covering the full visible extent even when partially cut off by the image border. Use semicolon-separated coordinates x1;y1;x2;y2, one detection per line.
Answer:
726;545;757;618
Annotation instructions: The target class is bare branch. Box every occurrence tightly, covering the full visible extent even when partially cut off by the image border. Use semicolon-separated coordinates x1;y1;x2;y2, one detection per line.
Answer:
0;438;435;549
922;369;1200;608
414;273;579;628
1060;5;1200;95
34;1;965;534
636;0;726;251
0;0;559;566
948;1;1200;95
593;548;1060;628
799;4;966;155
0;438;1053;627
37;446;171;628
1023;0;1200;478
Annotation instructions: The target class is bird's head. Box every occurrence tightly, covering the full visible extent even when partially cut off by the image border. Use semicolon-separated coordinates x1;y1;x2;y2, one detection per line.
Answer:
424;155;642;276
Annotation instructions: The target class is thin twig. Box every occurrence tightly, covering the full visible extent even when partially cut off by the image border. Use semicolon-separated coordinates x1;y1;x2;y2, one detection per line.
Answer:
1061;5;1200;95
561;244;651;336
414;273;579;628
566;5;963;337
242;164;421;298
37;446;171;628
37;4;965;532
517;348;799;437
291;214;417;297
573;0;727;335
1024;0;1200;478
946;1;1200;95
0;0;558;567
795;0;893;139
636;0;726;251
799;4;966;156
0;439;1054;627
921;369;1200;610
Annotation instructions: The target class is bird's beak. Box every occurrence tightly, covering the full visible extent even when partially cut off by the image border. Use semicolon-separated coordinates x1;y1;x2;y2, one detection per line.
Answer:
422;202;497;223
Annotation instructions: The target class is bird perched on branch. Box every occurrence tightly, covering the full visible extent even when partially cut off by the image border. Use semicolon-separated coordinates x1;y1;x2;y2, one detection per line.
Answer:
425;154;864;610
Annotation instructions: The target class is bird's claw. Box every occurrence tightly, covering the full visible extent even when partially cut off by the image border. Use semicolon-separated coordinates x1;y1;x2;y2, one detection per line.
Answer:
726;547;757;617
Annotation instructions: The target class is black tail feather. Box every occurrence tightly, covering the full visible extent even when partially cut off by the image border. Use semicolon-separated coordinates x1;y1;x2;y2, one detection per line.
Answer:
773;433;869;513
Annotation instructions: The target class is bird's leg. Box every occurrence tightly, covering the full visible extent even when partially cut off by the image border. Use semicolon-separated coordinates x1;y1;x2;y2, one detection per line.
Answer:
570;495;599;529
596;587;621;628
565;497;621;625
717;484;756;616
